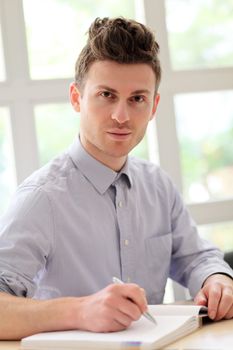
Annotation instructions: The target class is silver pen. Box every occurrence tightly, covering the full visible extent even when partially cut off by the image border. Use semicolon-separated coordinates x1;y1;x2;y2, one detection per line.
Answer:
112;276;157;325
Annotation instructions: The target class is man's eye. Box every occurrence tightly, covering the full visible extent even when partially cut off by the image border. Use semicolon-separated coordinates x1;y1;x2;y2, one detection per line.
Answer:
132;95;145;103
100;91;113;98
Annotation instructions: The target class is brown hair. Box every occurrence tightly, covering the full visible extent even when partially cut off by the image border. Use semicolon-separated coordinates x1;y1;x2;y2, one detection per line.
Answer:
75;17;161;91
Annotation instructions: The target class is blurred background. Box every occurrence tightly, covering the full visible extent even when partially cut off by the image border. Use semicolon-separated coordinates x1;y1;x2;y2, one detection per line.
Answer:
0;0;233;301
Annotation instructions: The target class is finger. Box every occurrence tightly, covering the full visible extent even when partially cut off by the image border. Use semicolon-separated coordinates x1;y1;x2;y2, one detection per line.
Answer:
215;287;233;320
121;284;147;313
140;287;146;296
117;297;143;321
113;308;135;328
103;284;145;321
105;319;130;332
140;288;148;308
224;306;233;320
206;283;222;319
194;290;208;306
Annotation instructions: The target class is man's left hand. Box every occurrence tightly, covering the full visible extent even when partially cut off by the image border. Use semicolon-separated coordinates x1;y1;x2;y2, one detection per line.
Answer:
194;274;233;321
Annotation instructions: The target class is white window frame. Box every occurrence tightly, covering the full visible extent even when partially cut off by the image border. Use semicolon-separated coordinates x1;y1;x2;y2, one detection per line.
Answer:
142;0;233;224
0;0;233;299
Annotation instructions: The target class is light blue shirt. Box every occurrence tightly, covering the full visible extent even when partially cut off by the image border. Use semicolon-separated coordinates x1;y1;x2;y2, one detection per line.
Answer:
0;137;232;304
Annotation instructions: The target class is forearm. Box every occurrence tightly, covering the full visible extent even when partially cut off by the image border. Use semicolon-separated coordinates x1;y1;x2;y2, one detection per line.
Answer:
0;283;148;338
187;257;233;298
0;292;83;340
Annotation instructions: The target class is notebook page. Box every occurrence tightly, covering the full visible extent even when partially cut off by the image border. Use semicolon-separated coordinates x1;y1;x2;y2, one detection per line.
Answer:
21;315;196;349
149;304;207;316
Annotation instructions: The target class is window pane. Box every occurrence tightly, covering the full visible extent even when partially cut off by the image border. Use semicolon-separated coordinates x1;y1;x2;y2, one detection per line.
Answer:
23;0;135;80
199;222;233;253
0;23;5;81
34;104;79;165
0;108;16;214
165;0;233;70
130;135;149;160
130;121;159;163
175;90;233;203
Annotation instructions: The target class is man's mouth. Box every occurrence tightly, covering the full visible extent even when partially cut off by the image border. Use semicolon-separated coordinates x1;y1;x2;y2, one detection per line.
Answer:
107;129;132;140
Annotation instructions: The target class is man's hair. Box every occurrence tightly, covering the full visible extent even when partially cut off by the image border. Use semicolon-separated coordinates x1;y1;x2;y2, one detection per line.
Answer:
75;17;161;91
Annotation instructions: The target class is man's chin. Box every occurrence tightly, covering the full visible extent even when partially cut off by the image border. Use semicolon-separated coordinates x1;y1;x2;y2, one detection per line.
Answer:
106;146;134;158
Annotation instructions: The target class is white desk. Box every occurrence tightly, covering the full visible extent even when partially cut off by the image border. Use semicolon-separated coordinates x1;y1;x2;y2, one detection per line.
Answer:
165;318;233;349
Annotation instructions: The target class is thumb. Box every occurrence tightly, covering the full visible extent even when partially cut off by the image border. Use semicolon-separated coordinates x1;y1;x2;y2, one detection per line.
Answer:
194;289;208;306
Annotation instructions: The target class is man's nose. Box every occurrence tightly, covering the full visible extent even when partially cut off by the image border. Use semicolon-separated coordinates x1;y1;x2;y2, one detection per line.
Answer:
111;102;130;124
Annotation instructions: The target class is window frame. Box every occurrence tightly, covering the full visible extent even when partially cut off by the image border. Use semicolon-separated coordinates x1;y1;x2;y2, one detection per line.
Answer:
0;0;233;299
1;0;233;242
143;0;233;225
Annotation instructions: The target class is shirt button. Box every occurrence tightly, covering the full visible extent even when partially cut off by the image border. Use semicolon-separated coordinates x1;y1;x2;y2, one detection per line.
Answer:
118;201;123;208
124;239;129;246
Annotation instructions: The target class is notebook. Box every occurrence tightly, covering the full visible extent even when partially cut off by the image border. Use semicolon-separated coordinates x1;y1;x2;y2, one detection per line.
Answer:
20;304;208;350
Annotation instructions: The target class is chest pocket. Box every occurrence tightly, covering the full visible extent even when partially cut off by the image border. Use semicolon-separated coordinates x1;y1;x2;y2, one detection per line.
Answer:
145;232;172;303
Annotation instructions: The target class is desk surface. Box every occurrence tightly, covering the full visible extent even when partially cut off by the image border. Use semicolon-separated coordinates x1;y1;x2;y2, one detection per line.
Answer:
0;319;232;350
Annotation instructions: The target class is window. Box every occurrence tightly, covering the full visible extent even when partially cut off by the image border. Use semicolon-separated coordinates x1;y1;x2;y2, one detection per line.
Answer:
175;90;233;203
23;0;135;79
165;0;233;70
0;0;233;303
34;103;79;165
0;108;16;214
0;24;5;81
199;221;233;253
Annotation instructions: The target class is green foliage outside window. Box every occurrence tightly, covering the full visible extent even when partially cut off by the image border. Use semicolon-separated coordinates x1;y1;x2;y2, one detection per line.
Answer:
23;0;135;79
166;0;233;69
181;127;233;201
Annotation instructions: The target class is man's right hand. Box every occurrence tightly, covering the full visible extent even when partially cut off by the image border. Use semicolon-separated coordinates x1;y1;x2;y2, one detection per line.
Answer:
71;283;148;332
0;283;148;339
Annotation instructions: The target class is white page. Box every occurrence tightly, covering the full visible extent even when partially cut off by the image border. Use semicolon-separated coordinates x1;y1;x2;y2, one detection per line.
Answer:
149;304;207;316
21;316;196;349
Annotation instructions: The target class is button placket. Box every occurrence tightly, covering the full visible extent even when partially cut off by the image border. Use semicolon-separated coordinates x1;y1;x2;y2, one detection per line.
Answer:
115;180;133;283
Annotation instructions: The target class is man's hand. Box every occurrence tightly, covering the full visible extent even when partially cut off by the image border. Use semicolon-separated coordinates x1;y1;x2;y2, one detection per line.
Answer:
0;285;147;339
194;274;233;321
72;283;147;332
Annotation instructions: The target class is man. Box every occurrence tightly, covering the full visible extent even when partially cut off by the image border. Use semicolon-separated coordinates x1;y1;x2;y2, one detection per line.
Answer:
0;17;232;339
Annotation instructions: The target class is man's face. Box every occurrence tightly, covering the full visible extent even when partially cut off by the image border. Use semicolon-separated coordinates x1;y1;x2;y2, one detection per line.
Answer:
70;60;160;171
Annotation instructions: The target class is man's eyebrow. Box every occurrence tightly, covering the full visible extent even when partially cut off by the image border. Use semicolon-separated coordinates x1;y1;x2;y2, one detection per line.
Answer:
96;85;151;95
132;89;151;95
96;85;118;93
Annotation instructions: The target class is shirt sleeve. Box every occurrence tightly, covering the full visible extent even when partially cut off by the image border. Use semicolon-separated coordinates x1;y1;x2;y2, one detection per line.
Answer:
0;186;54;297
167;179;233;297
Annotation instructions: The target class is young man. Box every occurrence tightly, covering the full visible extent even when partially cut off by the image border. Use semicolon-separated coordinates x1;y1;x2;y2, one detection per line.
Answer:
0;17;232;339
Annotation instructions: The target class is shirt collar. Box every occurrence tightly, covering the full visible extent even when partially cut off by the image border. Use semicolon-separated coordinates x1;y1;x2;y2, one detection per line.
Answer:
68;137;132;194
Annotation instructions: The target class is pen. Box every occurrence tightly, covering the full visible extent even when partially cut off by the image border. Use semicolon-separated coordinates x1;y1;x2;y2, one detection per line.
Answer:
112;276;157;325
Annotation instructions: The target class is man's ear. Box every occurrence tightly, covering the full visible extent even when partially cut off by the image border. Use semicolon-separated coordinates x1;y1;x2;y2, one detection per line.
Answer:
70;82;81;112
150;93;160;120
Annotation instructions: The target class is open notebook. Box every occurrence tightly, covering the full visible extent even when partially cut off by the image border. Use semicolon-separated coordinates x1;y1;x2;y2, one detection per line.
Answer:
20;304;208;350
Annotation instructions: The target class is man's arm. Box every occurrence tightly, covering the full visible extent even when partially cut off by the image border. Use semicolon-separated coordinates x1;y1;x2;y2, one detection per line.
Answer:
194;274;233;320
0;291;75;339
0;284;147;339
